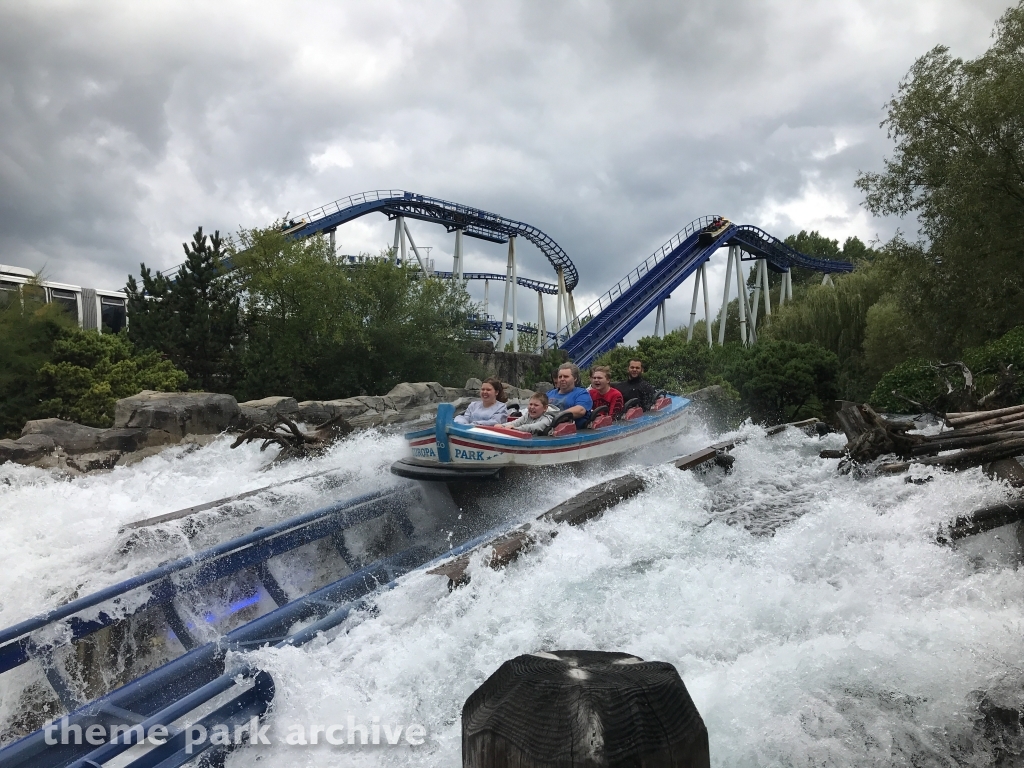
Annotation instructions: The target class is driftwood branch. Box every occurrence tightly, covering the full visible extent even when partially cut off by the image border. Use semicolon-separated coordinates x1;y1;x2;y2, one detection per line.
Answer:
230;413;352;462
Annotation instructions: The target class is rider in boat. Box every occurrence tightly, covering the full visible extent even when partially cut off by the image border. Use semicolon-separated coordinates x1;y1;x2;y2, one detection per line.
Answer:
546;363;593;429
613;359;657;411
588;365;624;418
455;378;509;425
507;392;558;434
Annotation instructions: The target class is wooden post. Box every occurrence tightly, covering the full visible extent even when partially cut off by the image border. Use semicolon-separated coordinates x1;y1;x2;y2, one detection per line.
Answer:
462;650;710;768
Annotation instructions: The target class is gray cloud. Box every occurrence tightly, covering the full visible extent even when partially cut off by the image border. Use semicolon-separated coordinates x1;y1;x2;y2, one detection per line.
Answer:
0;0;1011;330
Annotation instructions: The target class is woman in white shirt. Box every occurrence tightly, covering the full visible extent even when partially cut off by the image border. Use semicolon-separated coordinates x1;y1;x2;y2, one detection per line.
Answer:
455;378;508;425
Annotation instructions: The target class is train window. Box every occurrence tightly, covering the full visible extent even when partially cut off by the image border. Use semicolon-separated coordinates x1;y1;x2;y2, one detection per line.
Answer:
0;281;18;308
49;288;80;320
100;296;127;333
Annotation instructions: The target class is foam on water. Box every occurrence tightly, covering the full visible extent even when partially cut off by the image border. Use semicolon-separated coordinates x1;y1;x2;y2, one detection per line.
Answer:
1;422;1023;765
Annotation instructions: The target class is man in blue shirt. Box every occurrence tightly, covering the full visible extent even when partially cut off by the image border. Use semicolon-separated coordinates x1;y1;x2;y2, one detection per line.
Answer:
547;363;593;429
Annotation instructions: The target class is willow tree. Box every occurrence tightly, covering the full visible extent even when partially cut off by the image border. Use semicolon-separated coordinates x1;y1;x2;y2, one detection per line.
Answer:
856;2;1024;354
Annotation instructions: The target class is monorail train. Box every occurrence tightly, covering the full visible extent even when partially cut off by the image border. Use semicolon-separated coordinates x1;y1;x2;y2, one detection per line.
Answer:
0;264;127;333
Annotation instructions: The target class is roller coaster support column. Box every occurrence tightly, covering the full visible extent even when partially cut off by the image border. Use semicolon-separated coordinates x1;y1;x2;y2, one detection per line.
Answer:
821;273;834;286
484;279;490;318
654;301;667;338
499;237;518;351
734;246;750;344
687;266;701;342
555;268;567;344
717;247;735;346
328;229;336;255
568;291;578;332
393;216;407;265
402;219;429;274
453;229;465;281
779;269;792;306
536;291;546;353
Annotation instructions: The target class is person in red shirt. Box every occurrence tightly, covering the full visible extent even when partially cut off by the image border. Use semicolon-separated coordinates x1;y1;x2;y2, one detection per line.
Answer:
588;365;624;419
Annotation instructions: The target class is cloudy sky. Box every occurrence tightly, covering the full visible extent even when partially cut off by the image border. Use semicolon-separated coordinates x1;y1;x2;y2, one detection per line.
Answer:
0;0;1011;333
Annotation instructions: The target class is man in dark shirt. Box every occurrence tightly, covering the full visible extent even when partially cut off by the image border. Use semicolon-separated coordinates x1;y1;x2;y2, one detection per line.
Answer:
613;358;657;410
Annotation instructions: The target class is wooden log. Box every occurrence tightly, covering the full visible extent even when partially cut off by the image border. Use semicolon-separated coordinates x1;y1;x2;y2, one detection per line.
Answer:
947;415;1024;435
462;650;710;768
945;403;1024;427
879;436;1024;475
765;417;818;436
910;431;1024;457
939;499;1024;541
428;474;646;587
835;401;871;442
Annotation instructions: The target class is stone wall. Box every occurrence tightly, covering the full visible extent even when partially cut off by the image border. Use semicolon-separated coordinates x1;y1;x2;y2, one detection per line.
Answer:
467;344;549;388
0;378;542;474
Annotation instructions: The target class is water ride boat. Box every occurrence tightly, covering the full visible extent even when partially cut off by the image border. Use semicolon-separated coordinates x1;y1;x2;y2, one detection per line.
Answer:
390;394;691;481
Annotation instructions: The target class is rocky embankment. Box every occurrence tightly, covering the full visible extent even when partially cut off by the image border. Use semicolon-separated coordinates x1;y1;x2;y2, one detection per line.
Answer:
0;378;537;474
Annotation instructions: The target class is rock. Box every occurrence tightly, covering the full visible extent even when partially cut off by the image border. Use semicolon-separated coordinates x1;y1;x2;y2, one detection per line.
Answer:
295;401;334;424
98;428;174;453
322;398;377;419
66;451;122;473
0;434;55;465
385;382;440;411
465;378;482;392
533;381;552;393
238;396;299;425
444;387;467;401
21;419;105;453
114;391;241;438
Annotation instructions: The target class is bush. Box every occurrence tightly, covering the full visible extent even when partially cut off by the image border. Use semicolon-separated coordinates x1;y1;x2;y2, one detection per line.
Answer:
869;358;961;414
595;334;837;424
36;330;187;427
723;340;839;423
0;293;73;438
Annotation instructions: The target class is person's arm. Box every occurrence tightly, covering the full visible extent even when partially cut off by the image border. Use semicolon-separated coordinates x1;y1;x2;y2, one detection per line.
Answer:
518;412;554;434
475;403;508;425
454;402;478;424
564;389;593;419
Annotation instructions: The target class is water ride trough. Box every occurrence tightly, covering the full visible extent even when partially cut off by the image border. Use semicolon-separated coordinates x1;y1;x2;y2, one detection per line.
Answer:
391;396;691;481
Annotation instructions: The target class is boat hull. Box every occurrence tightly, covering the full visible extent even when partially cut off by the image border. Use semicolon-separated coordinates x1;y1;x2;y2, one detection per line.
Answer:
392;395;690;479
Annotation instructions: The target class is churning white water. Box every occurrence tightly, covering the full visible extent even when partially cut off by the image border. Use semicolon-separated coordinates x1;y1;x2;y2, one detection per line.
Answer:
2;418;1024;766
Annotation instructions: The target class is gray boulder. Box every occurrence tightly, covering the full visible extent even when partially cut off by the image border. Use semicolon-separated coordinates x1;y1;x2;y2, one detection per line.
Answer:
0;434;55;465
97;427;173;453
114;391;240;438
464;378;482;392
385;382;446;411
21;419;105;453
322;398;379;419
296;401;334;424
67;451;122;473
239;396;299;425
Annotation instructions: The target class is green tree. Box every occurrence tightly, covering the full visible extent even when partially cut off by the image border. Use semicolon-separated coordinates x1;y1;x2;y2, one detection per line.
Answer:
724;340;839;423
126;227;242;391
36;330;187;427
234;227;477;400
855;3;1024;354
0;284;73;438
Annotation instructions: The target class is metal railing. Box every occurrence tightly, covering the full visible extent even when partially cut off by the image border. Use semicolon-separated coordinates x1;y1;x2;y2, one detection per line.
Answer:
543;215;718;347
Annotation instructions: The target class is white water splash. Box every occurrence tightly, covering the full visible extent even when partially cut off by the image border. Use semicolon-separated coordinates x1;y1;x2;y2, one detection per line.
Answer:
1;422;1022;765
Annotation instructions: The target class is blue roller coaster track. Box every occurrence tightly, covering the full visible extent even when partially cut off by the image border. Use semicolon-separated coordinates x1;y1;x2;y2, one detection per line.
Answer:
287;189;579;291
551;217;855;368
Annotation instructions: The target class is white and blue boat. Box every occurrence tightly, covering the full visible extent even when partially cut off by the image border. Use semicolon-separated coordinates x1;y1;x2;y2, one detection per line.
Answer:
391;395;691;481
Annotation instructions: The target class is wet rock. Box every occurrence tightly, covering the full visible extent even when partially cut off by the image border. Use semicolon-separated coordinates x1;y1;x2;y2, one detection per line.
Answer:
98;428;173;453
66;451;122;473
322;397;378;419
386;382;443;411
0;434;55;465
114;391;241;437
238;396;299;425
21;419;104;453
295;401;333;424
